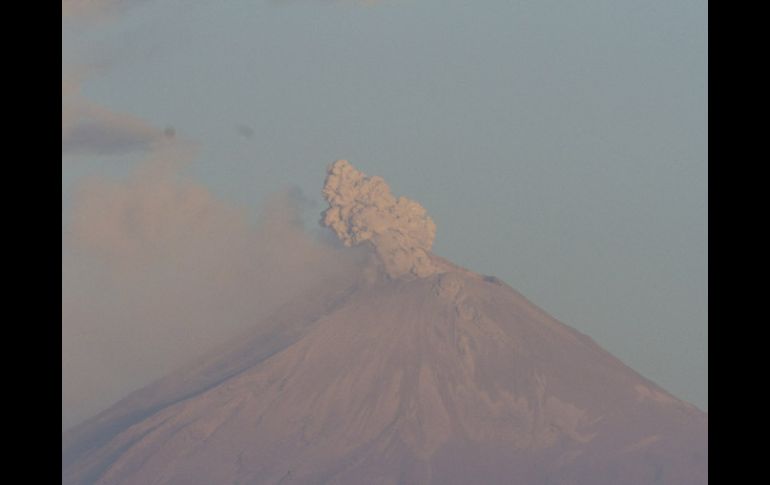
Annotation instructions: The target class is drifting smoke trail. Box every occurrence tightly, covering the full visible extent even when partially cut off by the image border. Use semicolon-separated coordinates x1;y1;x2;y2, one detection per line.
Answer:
62;152;365;431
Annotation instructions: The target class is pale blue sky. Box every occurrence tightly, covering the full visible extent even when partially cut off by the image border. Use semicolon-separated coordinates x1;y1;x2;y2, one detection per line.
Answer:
63;0;707;409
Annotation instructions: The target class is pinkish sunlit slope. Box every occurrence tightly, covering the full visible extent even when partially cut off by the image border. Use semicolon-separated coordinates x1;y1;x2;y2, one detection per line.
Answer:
62;162;707;485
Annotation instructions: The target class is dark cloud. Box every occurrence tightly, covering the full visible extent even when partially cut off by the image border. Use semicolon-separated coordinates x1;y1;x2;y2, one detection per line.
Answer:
62;119;162;156
62;72;165;157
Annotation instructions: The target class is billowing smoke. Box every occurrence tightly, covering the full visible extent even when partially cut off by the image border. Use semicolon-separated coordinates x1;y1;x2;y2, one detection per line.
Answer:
321;160;438;279
62;148;366;431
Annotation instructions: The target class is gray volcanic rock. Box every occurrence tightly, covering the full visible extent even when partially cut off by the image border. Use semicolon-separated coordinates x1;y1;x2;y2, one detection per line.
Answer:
62;257;707;485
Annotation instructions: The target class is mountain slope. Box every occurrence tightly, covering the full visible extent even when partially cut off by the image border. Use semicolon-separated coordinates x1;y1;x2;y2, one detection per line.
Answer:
62;264;707;485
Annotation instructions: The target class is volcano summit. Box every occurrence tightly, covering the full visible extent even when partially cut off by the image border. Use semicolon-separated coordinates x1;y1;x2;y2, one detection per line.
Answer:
62;161;707;485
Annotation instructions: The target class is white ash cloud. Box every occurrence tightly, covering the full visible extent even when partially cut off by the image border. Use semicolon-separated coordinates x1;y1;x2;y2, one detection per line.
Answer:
321;159;438;279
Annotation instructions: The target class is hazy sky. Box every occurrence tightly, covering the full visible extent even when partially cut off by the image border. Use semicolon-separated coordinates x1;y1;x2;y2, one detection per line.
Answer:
62;0;707;416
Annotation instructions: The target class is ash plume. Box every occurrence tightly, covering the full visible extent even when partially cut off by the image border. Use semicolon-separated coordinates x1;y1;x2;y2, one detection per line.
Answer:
62;150;365;431
321;160;437;279
64;158;707;485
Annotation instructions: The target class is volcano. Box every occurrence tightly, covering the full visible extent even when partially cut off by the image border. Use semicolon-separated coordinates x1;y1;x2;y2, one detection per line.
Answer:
62;161;707;485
